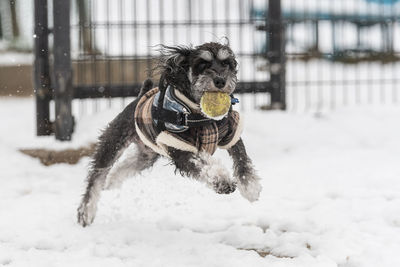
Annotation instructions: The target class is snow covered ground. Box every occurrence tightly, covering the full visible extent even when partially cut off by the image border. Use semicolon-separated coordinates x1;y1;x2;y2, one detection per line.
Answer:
1;97;400;267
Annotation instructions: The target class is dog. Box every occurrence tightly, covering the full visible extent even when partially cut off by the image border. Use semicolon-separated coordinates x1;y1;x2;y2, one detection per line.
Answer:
77;42;262;227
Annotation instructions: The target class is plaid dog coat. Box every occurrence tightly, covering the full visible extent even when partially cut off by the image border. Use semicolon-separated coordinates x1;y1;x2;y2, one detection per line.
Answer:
134;87;243;157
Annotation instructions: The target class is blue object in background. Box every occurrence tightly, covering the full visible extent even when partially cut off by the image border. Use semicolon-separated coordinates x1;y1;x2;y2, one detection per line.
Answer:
366;0;400;4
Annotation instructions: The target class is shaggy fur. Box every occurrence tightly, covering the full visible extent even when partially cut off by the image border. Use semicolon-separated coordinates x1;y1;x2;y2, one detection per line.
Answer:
77;42;262;227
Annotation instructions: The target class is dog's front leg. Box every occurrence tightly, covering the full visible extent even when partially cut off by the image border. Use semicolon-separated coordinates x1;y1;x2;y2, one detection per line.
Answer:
168;149;236;194
227;138;262;202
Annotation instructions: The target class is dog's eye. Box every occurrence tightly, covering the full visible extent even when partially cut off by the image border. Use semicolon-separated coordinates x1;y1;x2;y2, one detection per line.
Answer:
221;60;230;68
199;63;207;70
197;60;211;72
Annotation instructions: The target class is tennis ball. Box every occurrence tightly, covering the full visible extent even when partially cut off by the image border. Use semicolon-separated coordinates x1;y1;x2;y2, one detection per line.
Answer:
200;91;230;119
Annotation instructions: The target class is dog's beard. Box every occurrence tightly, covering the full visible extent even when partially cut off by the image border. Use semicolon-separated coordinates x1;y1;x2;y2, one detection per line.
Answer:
190;75;237;103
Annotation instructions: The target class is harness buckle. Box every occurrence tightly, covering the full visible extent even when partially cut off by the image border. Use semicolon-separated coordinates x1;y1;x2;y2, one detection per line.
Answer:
180;110;190;126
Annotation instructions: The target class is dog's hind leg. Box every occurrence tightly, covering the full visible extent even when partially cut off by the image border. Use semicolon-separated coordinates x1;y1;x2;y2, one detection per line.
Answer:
104;143;159;190
168;149;236;194
227;138;262;202
77;100;139;227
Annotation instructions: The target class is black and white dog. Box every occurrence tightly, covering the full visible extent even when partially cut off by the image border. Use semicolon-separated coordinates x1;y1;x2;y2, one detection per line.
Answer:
77;42;262;227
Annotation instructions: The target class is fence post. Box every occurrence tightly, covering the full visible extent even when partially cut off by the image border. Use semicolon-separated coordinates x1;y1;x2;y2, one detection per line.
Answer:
53;0;74;140
34;0;52;135
267;0;286;110
0;13;3;39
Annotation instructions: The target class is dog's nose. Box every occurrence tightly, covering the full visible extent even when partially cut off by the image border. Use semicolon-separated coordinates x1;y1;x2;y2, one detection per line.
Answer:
213;77;226;89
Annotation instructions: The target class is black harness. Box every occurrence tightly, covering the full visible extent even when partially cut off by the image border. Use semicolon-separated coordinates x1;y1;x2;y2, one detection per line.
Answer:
152;105;214;129
152;75;239;132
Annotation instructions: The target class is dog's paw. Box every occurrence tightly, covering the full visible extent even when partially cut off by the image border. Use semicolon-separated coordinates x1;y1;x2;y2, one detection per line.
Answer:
194;152;235;194
213;180;236;194
238;176;262;202
77;201;97;227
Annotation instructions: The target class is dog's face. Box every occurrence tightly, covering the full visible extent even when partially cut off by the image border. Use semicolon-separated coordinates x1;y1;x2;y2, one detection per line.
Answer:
158;42;238;103
188;43;238;102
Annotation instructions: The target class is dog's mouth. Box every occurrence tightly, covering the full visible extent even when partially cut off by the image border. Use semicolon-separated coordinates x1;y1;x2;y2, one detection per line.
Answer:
203;82;234;94
191;75;237;104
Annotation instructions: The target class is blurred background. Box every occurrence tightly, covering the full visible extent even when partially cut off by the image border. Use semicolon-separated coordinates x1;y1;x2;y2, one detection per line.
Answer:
1;0;400;140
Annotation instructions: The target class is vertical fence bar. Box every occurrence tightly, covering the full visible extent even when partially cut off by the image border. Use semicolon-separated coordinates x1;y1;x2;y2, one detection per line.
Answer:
34;0;52;135
53;0;74;140
0;13;3;39
268;0;286;110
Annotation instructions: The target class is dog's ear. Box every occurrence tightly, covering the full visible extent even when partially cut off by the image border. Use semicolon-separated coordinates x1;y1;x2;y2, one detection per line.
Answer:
157;45;194;88
159;45;192;71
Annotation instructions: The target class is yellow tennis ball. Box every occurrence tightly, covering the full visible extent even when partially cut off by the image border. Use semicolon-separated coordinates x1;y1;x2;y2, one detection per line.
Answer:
200;91;231;119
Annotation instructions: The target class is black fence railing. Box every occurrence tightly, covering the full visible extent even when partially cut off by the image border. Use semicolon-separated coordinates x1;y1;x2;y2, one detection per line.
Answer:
34;0;400;140
34;0;285;140
69;0;285;105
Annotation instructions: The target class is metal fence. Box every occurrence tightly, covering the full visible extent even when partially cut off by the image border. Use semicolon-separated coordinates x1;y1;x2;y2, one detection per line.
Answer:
279;0;400;112
34;0;400;140
70;0;281;98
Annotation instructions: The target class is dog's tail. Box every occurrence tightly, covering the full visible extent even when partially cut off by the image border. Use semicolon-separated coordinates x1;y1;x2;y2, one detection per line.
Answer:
138;79;154;98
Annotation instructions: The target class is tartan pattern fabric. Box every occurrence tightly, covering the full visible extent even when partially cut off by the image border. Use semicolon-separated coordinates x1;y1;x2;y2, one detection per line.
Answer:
135;87;241;155
134;87;160;143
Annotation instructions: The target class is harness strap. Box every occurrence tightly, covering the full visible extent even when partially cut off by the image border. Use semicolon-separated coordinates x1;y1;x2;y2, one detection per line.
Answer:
151;105;214;128
153;76;239;130
156;74;168;131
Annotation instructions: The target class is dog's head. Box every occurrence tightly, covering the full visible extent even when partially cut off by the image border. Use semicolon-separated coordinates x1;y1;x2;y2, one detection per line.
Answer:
156;42;238;103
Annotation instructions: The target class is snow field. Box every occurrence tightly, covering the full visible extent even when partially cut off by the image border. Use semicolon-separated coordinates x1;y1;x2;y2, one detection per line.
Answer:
1;98;400;266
